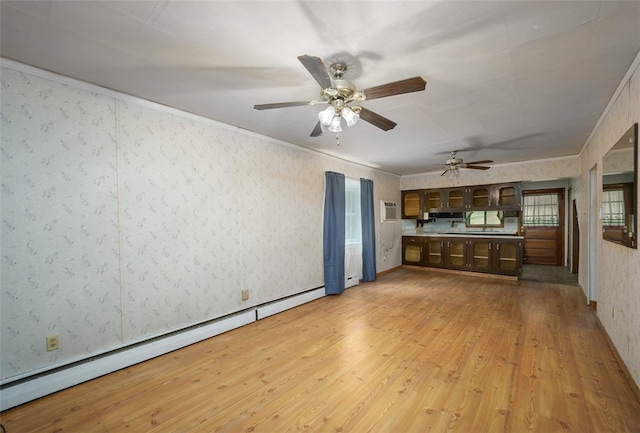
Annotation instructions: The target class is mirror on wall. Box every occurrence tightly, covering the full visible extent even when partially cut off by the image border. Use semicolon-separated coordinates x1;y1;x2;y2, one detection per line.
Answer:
602;123;638;248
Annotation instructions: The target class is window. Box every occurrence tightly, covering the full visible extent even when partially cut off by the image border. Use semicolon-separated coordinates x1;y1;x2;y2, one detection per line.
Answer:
466;210;503;227
602;188;625;226
522;193;559;226
345;178;362;244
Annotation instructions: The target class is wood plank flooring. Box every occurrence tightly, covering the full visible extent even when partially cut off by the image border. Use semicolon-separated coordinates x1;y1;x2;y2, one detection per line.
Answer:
2;269;640;432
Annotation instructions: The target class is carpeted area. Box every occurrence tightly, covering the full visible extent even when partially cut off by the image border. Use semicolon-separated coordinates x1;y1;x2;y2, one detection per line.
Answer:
520;264;579;285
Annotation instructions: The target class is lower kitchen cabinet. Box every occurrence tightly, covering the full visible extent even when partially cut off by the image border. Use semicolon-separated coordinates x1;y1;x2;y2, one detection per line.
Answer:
402;236;423;265
425;237;445;267
402;236;523;276
493;239;522;276
445;239;467;270
468;239;492;272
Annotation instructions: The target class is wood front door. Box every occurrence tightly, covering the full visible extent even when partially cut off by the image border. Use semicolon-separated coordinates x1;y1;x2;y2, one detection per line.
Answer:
522;188;565;266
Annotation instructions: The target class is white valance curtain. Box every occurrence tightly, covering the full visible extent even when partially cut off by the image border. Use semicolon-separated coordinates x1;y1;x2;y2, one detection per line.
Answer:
602;189;625;226
523;193;559;226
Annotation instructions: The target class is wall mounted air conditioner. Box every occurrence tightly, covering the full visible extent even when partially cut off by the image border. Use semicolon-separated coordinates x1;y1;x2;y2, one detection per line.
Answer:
380;200;397;223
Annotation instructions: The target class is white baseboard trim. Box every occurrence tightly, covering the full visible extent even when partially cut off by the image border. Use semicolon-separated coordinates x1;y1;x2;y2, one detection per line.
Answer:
256;287;325;320
1;288;325;411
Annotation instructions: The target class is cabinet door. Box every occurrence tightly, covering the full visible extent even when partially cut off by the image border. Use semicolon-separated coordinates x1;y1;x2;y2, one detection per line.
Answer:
443;188;466;210
402;191;423;219
493;239;522;275
467;186;492;210
468;239;492;272
495;183;522;211
424;238;445;267
402;236;422;265
402;237;423;265
424;189;444;212
445;239;467;270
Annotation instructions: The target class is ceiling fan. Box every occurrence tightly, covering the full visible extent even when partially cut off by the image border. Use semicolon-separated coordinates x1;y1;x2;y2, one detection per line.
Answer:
441;150;493;176
254;55;426;143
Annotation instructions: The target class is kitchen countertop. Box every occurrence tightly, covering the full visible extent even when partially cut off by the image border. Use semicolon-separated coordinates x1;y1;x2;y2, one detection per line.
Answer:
403;232;524;239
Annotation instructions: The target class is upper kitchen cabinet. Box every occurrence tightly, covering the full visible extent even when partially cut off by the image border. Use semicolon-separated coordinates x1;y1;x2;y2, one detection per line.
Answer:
402;190;423;219
425;187;466;212
467;185;492;210
424;189;444;212
495;183;522;210
466;183;522;211
443;187;466;211
402;182;522;215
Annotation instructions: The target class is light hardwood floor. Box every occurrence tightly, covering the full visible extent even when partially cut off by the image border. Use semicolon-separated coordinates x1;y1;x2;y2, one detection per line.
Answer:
2;269;640;432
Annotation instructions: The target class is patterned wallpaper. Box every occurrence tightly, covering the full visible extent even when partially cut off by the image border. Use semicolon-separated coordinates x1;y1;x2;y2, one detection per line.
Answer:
578;59;640;388
0;63;401;381
1;69;122;377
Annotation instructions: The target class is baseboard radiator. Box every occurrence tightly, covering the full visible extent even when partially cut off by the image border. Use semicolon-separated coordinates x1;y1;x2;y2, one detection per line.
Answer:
345;243;362;289
0;287;325;411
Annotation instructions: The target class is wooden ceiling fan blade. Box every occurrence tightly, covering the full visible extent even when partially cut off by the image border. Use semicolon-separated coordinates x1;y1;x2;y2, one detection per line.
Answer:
465;165;491;170
298;55;332;89
363;76;426;100
254;101;312;110
358;107;397;131
310;121;323;137
464;160;493;165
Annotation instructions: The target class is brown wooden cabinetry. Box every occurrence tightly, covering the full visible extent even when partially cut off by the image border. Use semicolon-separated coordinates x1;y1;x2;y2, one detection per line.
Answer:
468;238;493;272
465;183;522;211
467;186;492;209
402;235;523;276
424;189;443;212
445;188;466;210
496;183;521;210
402;183;522;218
402;191;423;219
493;239;523;275
424;188;467;212
424;237;445;267
444;238;467;270
402;236;423;265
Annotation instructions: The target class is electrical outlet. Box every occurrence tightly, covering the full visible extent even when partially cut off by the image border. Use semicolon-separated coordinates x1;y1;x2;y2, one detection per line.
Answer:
241;289;249;301
46;335;60;351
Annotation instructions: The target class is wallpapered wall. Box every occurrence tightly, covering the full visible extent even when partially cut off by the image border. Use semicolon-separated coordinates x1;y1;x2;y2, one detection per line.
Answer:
577;59;640;388
0;64;402;381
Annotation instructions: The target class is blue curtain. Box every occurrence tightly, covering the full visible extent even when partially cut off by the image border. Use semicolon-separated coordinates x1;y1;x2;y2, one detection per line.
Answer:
323;171;346;295
360;178;377;281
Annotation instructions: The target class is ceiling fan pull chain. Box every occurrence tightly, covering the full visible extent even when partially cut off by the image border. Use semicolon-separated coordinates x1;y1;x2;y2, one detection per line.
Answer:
336;133;340;146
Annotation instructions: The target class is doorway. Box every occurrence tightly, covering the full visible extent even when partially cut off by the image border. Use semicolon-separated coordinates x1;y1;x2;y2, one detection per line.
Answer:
522;188;565;265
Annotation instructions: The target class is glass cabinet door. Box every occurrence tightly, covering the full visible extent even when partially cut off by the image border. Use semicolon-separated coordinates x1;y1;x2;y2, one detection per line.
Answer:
402;237;423;265
445;239;466;269
469;239;492;272
425;238;444;267
493;240;522;275
444;188;465;210
425;190;443;211
496;184;522;210
469;186;491;209
402;191;422;218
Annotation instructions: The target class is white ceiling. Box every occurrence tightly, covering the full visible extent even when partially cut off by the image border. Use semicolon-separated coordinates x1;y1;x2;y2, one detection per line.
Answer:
2;1;639;175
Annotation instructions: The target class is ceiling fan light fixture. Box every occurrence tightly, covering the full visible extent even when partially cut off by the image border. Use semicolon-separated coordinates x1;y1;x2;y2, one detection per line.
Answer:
328;115;343;132
318;105;336;126
341;106;359;127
